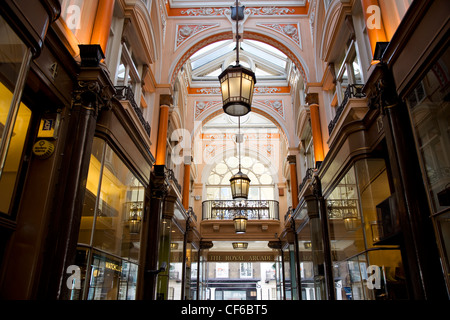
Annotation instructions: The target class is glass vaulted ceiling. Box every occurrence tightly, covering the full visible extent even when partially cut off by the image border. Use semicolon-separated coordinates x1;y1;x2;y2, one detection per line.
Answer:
188;40;290;83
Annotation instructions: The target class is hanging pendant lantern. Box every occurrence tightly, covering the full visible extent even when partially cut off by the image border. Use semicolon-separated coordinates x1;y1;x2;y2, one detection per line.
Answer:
232;242;248;250
219;1;256;117
230;170;251;200
219;65;256;116
233;213;248;234
129;204;142;234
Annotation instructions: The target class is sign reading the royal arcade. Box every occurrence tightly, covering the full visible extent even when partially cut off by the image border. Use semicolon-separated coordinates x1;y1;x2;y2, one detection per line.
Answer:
207;252;275;262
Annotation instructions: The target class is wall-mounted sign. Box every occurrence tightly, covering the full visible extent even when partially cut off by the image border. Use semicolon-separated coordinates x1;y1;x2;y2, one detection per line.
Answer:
32;140;55;159
37;114;60;139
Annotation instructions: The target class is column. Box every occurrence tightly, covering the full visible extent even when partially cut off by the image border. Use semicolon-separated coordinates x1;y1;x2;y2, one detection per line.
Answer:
361;0;388;59
38;45;116;299
144;94;171;299
306;93;324;163
141;171;168;300
199;241;213;300
287;155;299;209
182;155;192;210
155;96;172;166
90;0;115;55
304;193;327;300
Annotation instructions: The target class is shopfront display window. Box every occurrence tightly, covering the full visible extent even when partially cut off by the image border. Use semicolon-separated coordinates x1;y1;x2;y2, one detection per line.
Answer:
0;16;32;216
406;47;450;289
327;159;406;300
74;137;144;300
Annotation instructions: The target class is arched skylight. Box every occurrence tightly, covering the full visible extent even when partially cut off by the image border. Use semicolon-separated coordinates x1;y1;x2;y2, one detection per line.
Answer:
188;39;290;82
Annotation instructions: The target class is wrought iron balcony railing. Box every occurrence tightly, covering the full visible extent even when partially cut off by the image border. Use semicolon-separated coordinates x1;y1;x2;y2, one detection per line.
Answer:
115;85;151;137
328;84;366;135
298;168;315;195
202;200;279;221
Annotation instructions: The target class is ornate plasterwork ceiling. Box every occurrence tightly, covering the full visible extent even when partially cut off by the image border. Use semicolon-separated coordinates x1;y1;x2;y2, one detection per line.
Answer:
168;0;307;8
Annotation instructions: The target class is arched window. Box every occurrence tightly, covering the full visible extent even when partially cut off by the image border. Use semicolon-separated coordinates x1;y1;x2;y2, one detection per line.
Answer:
206;155;275;201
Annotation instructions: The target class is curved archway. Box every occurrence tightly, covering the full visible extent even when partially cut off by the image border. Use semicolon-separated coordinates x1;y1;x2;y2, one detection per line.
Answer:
193;106;290;151
200;147;282;201
169;31;309;86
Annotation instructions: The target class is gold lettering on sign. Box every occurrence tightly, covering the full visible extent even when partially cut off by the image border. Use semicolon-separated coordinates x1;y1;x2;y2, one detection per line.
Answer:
207;253;275;262
105;262;122;272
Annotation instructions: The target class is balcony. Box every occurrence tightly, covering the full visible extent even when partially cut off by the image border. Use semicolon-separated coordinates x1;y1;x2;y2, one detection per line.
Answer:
115;85;151;137
298;168;315;199
202;200;280;221
328;84;366;135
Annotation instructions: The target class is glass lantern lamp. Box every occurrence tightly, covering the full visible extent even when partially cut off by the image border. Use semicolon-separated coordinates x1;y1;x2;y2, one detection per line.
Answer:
129;203;142;234
233;213;248;234
218;0;256;117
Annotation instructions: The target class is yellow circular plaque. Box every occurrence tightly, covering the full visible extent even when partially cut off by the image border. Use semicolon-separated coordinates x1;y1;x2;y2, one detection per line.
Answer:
32;140;55;159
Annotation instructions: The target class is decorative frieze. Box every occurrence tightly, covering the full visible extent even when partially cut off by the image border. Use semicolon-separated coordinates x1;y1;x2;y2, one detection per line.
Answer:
257;23;301;48
194;99;285;120
173;6;303;17
175;24;219;50
254;99;285;119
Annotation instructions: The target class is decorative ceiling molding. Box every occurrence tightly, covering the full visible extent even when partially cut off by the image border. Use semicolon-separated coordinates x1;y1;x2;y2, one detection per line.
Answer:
195;100;222;119
169;0;307;8
174;7;300;17
254;99;285;119
166;1;310;17
257;23;302;49
194;99;285;120
175;24;219;50
188;86;290;95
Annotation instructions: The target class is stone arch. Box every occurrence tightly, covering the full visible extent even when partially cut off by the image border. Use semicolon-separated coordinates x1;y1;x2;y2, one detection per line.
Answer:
169;30;310;86
192;106;290;151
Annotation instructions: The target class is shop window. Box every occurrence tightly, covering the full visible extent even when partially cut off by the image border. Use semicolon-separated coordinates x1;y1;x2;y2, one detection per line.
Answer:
0;16;32;216
86;251;138;300
74;137;144;300
216;263;229;278
301;122;315;172
327;160;406;300
406;47;450;289
334;41;364;107
157;216;185;300
240;262;253;278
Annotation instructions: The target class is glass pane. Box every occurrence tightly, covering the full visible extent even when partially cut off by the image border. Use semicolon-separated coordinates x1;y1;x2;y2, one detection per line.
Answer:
168;224;184;300
327;166;365;299
87;252;122;300
260;187;275;201
354;159;392;247
93;144;143;262
0;102;31;214
367;249;407;300
406;48;450;214
352;55;363;84
436;211;450;286
78;138;105;244
229;75;241;98
0;16;30;215
0;16;27;93
298;220;316;300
